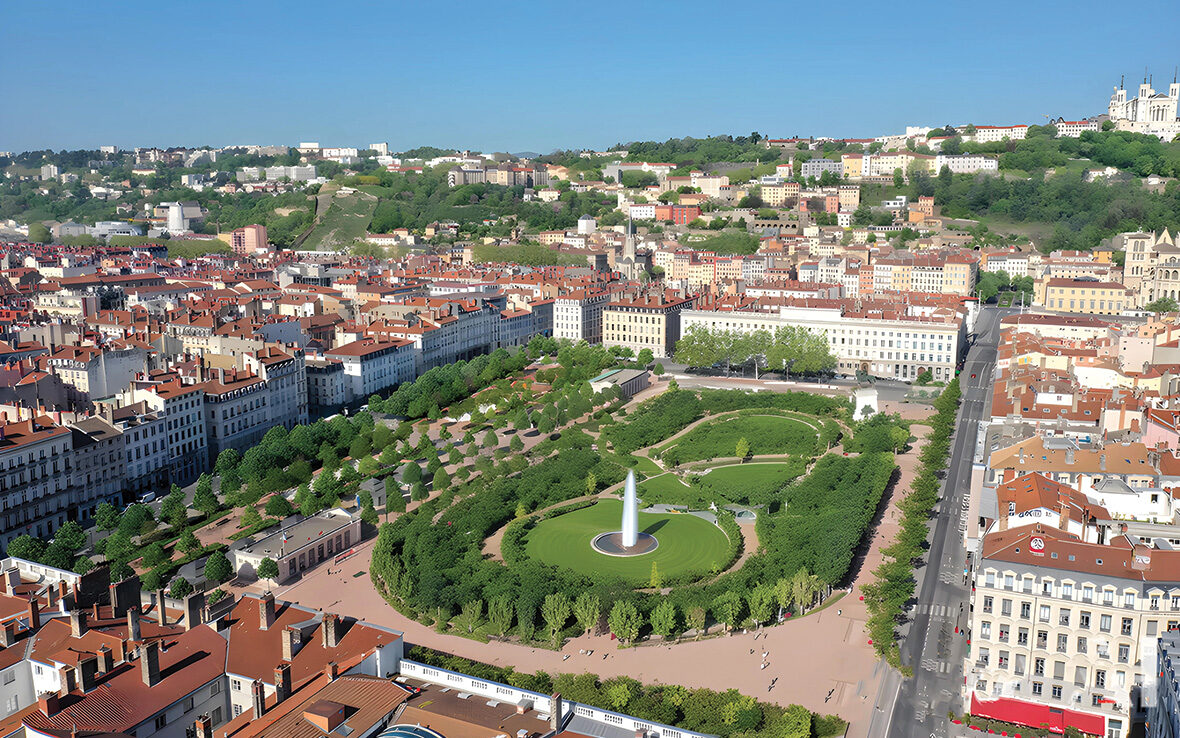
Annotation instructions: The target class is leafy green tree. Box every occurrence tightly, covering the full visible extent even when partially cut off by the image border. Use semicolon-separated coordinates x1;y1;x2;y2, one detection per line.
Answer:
650;600;678;640
402;462;422;485
240;507;263;529
28;223;51;244
204;551;233;584
5;534;46;561
573;592;601;635
1146;297;1179;313
72;556;94;575
482;430;498;449
487;595;514;636
142;542;168;567
256;557;279;585
53;521;86;552
169;576;193;599
735;437;750;460
541;593;571;645
193;475;219;517
516;603;536;642
265;494;293;518
432;468;451;490
649;561;662;589
746;584;775;626
711;590;744;632
386;478;406;512
295;484;319;517
410;482;427;501
607;600;642;646
457;599;484;633
177;528;201;555
161;486;187;528
509;435;524;453
95;502;120;531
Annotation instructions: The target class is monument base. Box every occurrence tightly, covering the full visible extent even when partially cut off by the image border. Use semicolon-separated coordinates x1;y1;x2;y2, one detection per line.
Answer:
591;531;659;557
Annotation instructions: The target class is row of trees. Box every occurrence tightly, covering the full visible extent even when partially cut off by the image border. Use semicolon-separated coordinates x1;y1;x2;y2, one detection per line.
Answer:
862;379;961;667
674;324;837;376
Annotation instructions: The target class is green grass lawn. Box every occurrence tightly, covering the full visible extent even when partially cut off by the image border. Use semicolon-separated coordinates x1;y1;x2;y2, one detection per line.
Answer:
698;461;804;506
662;415;819;462
301;193;378;250
524;499;730;582
630;455;664;477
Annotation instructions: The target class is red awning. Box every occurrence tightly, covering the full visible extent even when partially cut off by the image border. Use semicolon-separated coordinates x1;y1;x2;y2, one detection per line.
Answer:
971;694;1106;735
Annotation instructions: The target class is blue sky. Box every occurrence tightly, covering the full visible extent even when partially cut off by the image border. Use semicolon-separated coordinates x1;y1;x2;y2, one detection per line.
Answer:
2;0;1178;154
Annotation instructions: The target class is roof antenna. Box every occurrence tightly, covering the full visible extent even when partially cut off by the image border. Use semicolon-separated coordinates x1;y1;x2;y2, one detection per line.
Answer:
1120;74;1125;90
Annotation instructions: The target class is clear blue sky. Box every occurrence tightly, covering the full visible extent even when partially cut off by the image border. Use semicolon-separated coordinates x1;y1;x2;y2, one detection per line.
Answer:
2;0;1178;154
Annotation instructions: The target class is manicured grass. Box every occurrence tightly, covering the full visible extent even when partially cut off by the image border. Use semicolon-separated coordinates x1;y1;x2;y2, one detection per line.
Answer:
524;499;730;582
302;193;378;250
662;415;819;462
698;462;804;506
630;455;664;477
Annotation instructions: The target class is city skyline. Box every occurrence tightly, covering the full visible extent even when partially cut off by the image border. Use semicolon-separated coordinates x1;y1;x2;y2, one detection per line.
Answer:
1;0;1178;153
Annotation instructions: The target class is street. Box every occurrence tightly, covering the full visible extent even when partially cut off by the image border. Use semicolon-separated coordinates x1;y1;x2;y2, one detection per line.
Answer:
867;306;1011;738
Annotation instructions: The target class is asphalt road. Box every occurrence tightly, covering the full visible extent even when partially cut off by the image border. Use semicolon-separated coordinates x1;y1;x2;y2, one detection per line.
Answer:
865;306;1012;738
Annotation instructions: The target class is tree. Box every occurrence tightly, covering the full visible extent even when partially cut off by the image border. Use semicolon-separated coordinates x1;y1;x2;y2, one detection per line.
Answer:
509;435;524;453
686;606;707;638
256;557;279;587
386;478;406;513
28;223;51;244
193;473;218;517
1146;297;1179;313
161;485;187;528
607;600;642;646
746;584;775;627
487;595;514;637
53;521;86;553
573;592;601;635
204;551;233;584
178;529;201;555
649;561;662;589
650;600;678;640
402;462;422;485
735;437;750;460
169;576;193;599
540;593;571;646
711;590;744;632
265;494;293;518
240;507;263;529
482;430;499;449
95;502;120;531
295;484;319;517
410;482;427;501
5;534;46;561
142;542;168;567
653;362;665;376
432;468;451;490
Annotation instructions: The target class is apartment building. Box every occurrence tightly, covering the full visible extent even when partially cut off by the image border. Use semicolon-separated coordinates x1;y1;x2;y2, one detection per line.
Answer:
46;344;149;400
1035;279;1133;315
1149;630;1180;738
325;338;415;405
243;346;309;430
0;417;73;549
967;524;1180;738
970;125;1030;143
68;416;124;519
200;369;270;461
602;294;696;359
305;357;346;416
123;379;208;485
680;296;968;382
230;225;268;256
110;401;169;499
935;153;999;174
554;288;612;344
800;158;843;179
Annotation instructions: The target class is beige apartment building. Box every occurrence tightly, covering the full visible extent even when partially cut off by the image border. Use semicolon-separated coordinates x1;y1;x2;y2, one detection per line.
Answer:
967;525;1180;738
1035;279;1132;315
602;294;696;359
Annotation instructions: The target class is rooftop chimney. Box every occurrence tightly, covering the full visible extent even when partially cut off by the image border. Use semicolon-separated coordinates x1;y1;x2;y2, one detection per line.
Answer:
140;641;160;687
127;605;141;642
70;610;87;638
183;590;205;631
550;693;564;732
3;568;18;596
193;714;214;738
274;663;291;704
259;592;275;631
78;655;98;693
38;692;61;719
155;588;167;625
58;665;76;697
281;626;300;661
321;612;341;648
96;644;113;673
324;661;337;682
27;598;40;631
251;679;266;719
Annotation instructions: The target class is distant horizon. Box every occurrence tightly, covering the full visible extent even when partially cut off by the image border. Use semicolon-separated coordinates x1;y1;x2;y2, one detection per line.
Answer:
1;0;1177;154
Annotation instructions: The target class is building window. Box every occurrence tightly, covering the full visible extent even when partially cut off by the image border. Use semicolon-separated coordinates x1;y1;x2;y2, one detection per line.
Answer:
155;715;168;730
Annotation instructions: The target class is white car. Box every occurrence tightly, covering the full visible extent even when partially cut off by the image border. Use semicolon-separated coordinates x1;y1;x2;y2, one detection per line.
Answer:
138;491;158;504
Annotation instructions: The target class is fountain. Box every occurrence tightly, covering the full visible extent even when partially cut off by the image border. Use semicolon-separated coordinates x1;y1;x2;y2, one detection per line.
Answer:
591;470;659;556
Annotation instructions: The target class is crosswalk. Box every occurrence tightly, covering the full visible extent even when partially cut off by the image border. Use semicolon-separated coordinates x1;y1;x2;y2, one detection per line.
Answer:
915;603;953;617
921;658;951;673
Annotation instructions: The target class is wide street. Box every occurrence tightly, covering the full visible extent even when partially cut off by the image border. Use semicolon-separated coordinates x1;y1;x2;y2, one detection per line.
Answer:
866;305;1011;738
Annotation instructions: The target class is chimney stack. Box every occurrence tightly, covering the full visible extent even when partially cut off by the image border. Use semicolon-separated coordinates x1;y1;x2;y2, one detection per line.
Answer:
184;590;205;631
70;610;87;638
38;692;61;719
259;592;275;631
0;621;15;647
156;589;167;625
321;613;341;648
96;644;113;673
127;605;142;642
78;655;98;692
550;693;564;732
58;665;77;697
324;661;337;682
274;663;291;705
3;568;18;596
193;715;214;738
27;598;40;631
251;679;266;719
281;626;300;662
140;641;160;687
1059;495;1070;531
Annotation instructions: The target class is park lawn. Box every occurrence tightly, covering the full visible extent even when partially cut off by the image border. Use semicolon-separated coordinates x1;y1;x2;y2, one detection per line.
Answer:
662;415;819;462
302;193;378;250
698;461;805;506
524;499;730;582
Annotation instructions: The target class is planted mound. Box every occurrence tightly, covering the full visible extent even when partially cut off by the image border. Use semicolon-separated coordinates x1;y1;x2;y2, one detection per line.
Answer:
524;499;730;583
661;414;822;463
